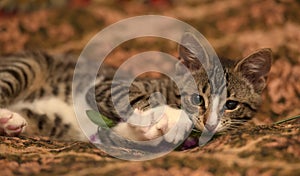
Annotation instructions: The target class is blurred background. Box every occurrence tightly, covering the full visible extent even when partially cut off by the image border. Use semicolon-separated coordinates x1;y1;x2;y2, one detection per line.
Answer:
0;0;299;123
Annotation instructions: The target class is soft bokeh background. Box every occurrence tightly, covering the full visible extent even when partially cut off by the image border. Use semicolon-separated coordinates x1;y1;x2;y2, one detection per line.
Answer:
1;0;300;123
1;1;300;175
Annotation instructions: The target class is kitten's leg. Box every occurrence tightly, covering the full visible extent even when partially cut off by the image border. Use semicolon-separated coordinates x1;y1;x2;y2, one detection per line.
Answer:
112;105;193;144
0;109;27;136
0;52;50;136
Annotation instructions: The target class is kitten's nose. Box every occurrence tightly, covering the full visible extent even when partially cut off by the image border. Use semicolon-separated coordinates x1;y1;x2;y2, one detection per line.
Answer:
205;124;217;132
203;115;217;132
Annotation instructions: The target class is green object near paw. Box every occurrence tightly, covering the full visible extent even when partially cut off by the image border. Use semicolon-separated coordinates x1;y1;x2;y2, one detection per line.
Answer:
86;110;116;128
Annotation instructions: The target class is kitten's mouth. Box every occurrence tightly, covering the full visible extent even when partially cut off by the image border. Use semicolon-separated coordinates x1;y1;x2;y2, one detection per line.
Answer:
195;121;219;134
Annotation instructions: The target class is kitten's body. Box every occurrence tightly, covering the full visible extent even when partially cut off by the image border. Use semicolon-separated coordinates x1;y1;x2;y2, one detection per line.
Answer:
0;33;272;144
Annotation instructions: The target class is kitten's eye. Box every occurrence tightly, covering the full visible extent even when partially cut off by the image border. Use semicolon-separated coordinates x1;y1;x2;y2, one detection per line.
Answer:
225;100;239;110
191;93;204;106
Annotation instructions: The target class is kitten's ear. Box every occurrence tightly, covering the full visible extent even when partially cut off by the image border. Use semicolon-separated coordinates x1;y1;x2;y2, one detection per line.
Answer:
178;32;207;70
234;48;272;93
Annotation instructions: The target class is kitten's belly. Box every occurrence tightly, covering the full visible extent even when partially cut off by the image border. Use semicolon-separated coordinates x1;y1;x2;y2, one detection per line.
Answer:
7;97;86;140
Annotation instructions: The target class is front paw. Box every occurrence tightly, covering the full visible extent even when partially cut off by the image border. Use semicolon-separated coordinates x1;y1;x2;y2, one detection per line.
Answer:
0;109;27;136
124;106;193;144
154;106;193;144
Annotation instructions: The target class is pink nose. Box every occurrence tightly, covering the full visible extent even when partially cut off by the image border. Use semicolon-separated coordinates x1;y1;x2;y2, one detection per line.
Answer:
205;124;217;132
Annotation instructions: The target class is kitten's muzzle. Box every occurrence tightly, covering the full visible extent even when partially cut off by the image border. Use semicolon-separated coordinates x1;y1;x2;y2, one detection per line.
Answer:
204;124;217;132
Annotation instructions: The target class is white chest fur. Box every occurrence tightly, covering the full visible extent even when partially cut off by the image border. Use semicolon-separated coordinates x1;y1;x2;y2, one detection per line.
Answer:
8;97;83;139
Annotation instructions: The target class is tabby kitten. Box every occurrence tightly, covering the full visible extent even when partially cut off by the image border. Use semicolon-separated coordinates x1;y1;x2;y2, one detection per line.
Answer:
0;33;272;144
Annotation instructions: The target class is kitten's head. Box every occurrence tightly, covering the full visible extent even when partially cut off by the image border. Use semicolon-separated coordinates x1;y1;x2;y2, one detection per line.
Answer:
177;33;272;132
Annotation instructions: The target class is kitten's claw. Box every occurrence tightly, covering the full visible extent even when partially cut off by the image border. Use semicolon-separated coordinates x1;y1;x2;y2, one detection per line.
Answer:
0;109;27;136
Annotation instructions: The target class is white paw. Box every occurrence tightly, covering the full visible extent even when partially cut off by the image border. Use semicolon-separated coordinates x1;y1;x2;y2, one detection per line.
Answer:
0;109;27;136
114;105;193;144
153;106;193;144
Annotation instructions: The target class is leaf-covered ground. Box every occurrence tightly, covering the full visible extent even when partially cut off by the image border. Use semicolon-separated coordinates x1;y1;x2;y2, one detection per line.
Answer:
0;0;300;175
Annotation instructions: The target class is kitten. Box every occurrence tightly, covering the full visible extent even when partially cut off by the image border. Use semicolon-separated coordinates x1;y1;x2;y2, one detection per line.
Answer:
94;33;272;143
0;33;272;145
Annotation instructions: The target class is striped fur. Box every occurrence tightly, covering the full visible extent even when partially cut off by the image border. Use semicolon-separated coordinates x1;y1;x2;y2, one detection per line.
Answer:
0;35;272;141
0;52;79;139
92;78;181;122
